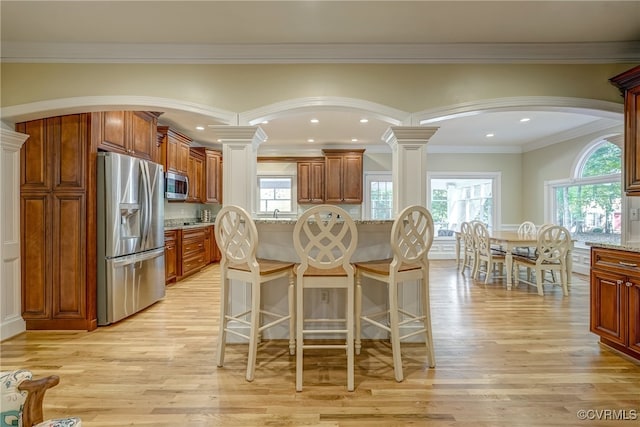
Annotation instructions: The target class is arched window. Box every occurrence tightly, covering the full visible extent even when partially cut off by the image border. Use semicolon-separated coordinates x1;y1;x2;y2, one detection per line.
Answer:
550;140;622;245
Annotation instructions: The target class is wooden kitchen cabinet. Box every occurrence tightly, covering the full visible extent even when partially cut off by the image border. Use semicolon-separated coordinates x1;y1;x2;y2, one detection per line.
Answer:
610;65;640;196
590;246;640;361
95;111;160;163
187;148;205;203
158;126;191;176
164;230;178;284
179;227;208;279
297;159;325;203
18;114;91;330
323;149;364;204
205;149;223;204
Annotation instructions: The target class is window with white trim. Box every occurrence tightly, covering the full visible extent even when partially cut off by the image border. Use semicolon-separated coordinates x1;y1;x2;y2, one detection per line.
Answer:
427;173;500;236
547;140;621;245
257;176;294;214
364;173;393;219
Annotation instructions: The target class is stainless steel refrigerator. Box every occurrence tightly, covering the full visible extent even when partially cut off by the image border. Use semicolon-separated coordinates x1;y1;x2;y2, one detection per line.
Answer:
97;152;166;325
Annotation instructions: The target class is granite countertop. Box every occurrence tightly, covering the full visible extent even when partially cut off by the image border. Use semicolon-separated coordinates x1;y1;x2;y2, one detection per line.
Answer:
253;218;394;225
586;242;640;253
164;221;215;231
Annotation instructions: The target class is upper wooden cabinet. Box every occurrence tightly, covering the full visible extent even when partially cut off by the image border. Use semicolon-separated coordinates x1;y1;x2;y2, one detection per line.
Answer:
610;65;640;196
95;111;160;163
187;148;205;203
323;149;364;204
158;126;191;176
205;149;223;204
297;159;325;204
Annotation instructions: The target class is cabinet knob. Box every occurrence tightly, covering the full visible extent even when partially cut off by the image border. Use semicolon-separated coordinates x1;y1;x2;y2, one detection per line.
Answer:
626;281;633;287
617;279;624;286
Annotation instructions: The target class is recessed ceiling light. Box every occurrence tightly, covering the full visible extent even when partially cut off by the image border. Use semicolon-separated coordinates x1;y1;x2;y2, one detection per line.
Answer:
310;118;319;124
520;118;531;122
351;138;358;142
261;120;269;124
195;126;205;131
307;138;315;143
359;118;369;123
217;139;222;143
486;133;495;138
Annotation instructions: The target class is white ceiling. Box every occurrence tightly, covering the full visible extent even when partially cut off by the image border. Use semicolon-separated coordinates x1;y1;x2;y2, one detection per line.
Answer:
2;1;638;153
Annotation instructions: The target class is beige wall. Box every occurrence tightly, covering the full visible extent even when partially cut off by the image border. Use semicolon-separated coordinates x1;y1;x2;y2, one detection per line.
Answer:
1;63;633;112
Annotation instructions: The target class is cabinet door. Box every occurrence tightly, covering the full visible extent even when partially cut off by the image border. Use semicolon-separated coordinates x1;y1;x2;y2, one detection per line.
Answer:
164;230;178;283
178;140;190;176
624;85;640;194
342;154;363;203
21;193;52;319
18;119;51;191
204;226;212;264
205;150;222;204
129;111;157;162
628;277;640;355
211;226;221;262
297;162;312;203
324;155;343;203
96;111;128;154
590;269;627;346
52;192;86;319
56;114;87;191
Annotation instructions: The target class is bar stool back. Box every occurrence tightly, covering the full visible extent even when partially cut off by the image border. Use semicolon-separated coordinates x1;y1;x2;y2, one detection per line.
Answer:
354;205;435;382
293;205;358;391
215;205;295;382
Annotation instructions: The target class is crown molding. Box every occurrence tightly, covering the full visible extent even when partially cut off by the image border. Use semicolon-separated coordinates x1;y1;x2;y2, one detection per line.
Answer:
2;41;639;64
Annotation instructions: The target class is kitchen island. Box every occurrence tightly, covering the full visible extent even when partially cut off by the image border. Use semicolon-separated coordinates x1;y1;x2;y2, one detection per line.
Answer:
221;218;428;341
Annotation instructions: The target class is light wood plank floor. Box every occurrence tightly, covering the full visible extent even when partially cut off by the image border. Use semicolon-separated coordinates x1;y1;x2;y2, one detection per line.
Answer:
2;261;640;426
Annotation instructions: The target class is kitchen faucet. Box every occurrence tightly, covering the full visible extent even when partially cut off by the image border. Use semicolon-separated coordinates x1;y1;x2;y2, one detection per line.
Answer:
273;209;280;218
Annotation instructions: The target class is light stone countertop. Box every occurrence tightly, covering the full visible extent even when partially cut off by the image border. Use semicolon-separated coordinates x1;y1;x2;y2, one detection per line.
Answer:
585;242;640;253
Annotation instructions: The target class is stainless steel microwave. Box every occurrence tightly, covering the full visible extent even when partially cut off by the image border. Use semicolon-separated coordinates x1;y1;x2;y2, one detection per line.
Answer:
165;171;189;200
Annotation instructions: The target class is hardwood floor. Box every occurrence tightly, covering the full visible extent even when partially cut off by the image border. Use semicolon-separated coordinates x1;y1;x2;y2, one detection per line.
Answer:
2;261;639;426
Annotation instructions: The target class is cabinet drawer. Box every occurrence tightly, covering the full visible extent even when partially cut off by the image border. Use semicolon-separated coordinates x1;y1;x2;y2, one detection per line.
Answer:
183;238;205;256
182;228;207;240
591;247;640;276
182;253;205;275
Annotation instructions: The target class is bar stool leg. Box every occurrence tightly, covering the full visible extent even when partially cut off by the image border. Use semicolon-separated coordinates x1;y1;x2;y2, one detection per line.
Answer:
422;267;435;368
355;271;362;356
295;274;304;392
347;278;355;392
288;271;295;355
246;278;260;381
388;276;403;382
216;273;229;368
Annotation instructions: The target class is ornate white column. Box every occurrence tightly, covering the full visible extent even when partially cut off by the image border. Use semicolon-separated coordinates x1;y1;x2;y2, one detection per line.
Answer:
383;126;439;214
382;126;438;343
211;126;267;214
1;129;29;340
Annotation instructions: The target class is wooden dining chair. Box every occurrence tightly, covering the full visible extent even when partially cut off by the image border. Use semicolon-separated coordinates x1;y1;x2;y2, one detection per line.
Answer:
214;205;295;382
473;222;507;284
512;225;571;296
354;205;436;382
459;221;476;274
293;205;358;392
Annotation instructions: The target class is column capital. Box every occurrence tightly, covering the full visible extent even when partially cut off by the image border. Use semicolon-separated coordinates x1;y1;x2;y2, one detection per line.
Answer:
383;126;439;149
209;125;267;150
1;128;29;151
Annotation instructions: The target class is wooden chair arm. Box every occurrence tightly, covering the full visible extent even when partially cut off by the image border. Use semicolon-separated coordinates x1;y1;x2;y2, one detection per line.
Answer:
17;375;60;427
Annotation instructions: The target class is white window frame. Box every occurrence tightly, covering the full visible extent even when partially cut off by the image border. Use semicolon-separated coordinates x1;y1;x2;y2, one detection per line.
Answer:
363;172;393;220
544;139;623;248
256;174;297;217
426;172;502;238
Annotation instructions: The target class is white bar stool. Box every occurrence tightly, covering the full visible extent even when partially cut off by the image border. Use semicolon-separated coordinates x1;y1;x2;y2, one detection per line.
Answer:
293;205;358;392
354;205;436;382
214;205;295;382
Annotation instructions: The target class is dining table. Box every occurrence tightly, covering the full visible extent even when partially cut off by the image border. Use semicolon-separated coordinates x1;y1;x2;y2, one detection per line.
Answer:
455;230;573;289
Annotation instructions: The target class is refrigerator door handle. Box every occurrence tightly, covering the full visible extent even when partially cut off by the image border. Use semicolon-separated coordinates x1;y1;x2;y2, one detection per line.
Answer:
110;247;165;268
140;160;152;249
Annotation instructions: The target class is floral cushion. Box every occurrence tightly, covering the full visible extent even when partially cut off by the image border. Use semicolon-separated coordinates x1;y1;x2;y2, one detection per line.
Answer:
1;370;81;427
34;419;82;427
1;369;31;427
